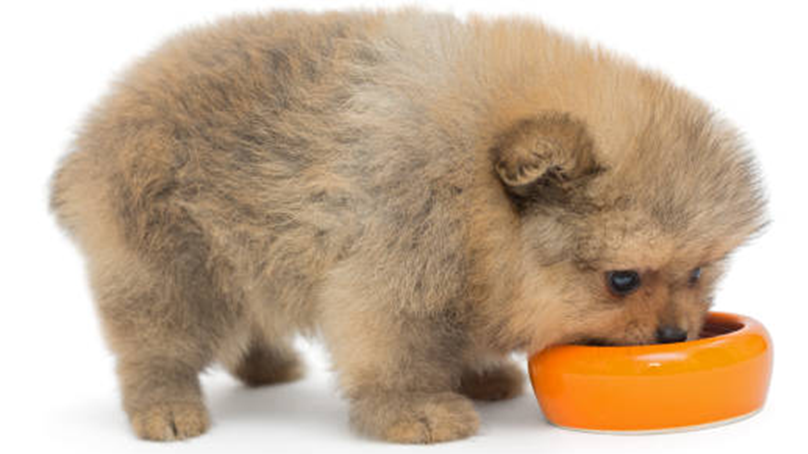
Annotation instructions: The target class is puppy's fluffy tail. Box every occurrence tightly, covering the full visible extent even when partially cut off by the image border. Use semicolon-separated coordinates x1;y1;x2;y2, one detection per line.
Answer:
49;148;99;239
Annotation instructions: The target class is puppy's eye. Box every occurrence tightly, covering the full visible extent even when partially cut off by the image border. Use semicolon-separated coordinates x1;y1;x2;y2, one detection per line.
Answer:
606;270;641;296
688;267;702;286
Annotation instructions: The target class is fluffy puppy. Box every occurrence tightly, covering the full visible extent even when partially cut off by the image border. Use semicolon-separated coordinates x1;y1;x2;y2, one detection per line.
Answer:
50;9;767;443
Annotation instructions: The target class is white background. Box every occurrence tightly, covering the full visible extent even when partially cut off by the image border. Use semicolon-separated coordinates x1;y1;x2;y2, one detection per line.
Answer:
1;1;805;453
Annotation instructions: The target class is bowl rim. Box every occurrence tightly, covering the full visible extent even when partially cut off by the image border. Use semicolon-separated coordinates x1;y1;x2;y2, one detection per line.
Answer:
533;311;762;357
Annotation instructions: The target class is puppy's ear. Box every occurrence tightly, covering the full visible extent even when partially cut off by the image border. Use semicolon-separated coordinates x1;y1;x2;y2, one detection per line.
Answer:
491;113;602;203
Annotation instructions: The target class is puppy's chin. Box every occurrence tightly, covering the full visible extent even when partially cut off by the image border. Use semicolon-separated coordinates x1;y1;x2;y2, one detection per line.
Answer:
575;338;615;347
572;337;656;347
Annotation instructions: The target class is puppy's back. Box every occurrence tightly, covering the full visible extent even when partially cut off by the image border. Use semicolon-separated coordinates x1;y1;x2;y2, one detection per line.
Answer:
50;11;380;263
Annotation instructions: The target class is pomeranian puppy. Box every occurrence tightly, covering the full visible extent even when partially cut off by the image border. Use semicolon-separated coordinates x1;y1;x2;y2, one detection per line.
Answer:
50;9;766;443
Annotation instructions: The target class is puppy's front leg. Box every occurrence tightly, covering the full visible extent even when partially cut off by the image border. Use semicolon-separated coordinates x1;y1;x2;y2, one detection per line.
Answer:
459;357;524;402
320;282;478;443
350;390;479;443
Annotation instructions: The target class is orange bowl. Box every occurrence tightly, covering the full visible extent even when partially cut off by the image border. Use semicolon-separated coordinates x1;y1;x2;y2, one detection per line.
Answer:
528;312;773;433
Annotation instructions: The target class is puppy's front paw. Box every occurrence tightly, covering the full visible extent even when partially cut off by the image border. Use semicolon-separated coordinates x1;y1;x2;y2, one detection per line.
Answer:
129;402;209;441
459;361;525;401
351;392;479;444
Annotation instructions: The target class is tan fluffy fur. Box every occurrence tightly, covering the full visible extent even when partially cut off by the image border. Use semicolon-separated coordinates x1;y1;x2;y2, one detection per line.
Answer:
50;9;766;443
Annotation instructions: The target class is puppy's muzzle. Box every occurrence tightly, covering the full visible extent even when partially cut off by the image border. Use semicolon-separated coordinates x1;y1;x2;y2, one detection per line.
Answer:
656;325;688;344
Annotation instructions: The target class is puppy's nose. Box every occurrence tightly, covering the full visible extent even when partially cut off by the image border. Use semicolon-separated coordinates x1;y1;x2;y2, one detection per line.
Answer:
656;325;688;344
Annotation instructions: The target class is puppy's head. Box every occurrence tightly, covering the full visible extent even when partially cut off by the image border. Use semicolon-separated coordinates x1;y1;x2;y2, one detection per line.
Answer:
489;90;767;351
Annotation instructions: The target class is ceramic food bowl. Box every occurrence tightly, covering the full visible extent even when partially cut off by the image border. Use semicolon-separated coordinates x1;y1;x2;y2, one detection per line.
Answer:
528;312;773;433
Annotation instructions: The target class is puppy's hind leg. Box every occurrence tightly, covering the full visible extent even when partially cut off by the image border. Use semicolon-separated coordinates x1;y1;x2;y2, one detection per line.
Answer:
117;356;209;441
226;330;304;387
91;247;237;441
